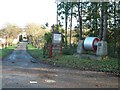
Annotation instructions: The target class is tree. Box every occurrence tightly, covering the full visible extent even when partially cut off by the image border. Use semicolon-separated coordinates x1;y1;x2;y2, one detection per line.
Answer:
44;32;52;44
25;23;49;48
102;2;109;41
116;1;120;58
56;1;120;58
64;2;69;47
0;24;21;45
69;2;73;47
77;2;83;40
57;2;71;47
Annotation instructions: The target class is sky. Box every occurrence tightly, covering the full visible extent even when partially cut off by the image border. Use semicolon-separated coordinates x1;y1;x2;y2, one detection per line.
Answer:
0;0;57;29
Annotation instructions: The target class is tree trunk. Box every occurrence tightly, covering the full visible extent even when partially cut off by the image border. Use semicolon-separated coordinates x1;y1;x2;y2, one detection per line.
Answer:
78;2;82;40
70;3;73;47
113;1;117;57
56;2;59;31
65;3;68;47
95;3;98;34
103;15;107;41
99;2;104;40
103;2;108;41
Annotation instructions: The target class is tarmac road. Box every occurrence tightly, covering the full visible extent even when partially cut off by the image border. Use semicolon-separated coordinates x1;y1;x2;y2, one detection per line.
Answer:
2;42;119;88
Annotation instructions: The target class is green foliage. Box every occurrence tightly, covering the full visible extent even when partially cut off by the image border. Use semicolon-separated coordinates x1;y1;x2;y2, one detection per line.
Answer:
0;45;17;58
62;46;76;55
0;49;2;57
51;56;119;75
44;32;52;44
57;1;120;58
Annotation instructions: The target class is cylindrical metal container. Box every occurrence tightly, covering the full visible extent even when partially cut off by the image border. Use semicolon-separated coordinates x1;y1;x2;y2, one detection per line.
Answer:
84;37;99;51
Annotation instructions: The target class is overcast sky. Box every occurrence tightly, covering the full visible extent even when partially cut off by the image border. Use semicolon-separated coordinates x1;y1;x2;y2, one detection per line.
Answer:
0;0;57;29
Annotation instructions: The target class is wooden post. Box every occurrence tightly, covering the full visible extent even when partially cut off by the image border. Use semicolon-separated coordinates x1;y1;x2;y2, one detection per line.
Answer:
60;43;62;54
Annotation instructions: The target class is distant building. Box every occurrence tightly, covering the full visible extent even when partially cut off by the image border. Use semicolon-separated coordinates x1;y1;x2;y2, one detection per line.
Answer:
0;38;6;44
21;32;28;42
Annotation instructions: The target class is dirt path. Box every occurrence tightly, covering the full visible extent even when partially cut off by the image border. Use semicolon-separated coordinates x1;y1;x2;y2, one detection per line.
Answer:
2;42;119;88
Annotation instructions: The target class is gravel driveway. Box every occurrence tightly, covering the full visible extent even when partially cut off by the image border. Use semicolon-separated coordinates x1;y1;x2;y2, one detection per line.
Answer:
2;42;119;88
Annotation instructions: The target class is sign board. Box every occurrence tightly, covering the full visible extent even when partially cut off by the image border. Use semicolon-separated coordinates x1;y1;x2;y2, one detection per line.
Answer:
52;33;62;44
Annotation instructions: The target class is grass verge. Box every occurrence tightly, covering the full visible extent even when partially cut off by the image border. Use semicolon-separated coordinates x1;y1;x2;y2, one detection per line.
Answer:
27;44;120;76
0;44;17;58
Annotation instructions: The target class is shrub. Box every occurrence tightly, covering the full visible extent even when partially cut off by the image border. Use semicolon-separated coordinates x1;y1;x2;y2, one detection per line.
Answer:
62;47;76;55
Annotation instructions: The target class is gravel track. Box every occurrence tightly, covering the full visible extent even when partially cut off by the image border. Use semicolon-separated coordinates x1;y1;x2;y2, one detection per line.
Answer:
2;42;119;88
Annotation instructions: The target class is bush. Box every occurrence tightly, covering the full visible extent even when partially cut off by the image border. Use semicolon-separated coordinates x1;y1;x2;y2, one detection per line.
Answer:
62;47;76;55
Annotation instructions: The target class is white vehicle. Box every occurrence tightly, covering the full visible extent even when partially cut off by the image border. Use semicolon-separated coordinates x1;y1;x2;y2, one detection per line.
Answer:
23;37;28;42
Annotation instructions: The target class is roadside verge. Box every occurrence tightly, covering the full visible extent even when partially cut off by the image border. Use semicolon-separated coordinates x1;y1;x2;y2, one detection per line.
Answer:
0;44;18;60
27;44;120;76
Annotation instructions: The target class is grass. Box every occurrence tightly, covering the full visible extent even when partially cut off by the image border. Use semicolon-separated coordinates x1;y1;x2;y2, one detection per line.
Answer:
0;44;17;58
27;44;120;76
27;44;44;60
50;55;119;74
